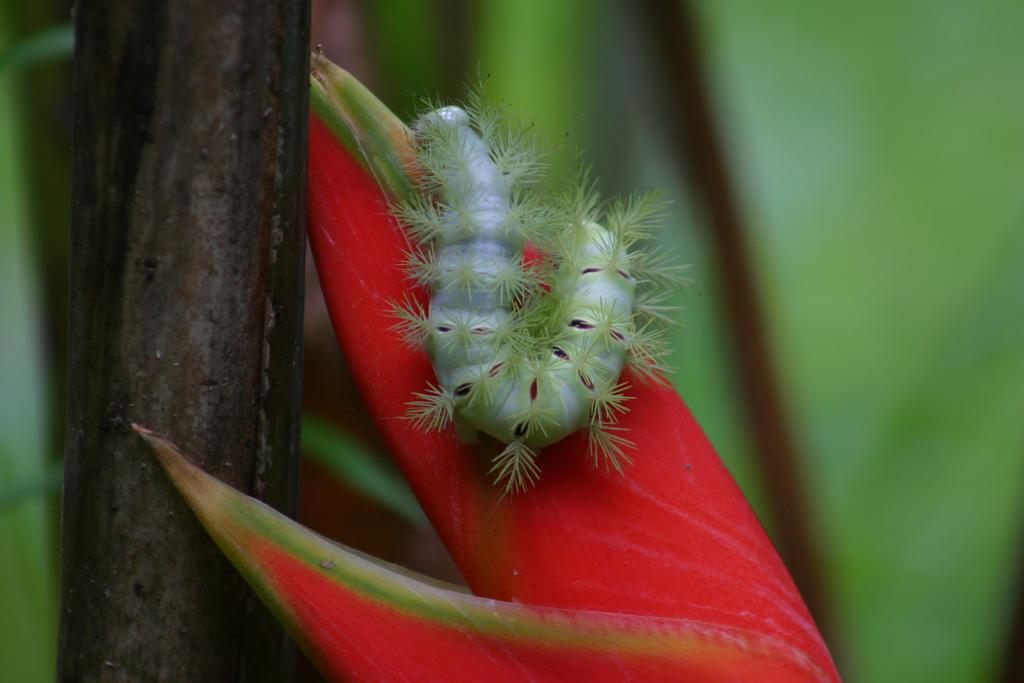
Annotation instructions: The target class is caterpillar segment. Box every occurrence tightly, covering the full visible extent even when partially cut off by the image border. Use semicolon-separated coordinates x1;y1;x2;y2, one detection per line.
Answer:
392;102;678;493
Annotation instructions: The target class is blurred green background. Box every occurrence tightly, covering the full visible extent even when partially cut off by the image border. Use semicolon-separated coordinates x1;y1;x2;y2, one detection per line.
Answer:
2;1;1022;681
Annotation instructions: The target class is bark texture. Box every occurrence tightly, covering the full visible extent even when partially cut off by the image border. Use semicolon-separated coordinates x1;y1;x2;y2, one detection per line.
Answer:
58;1;309;681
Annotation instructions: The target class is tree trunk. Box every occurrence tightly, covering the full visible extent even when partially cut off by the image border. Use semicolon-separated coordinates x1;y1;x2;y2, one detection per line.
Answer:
58;1;309;681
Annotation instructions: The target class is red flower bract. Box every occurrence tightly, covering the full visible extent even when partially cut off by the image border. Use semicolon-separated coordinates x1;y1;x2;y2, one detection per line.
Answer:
138;426;832;682
306;89;839;682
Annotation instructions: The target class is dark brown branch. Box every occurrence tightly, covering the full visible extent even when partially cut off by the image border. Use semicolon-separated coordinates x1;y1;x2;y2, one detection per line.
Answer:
1000;528;1024;681
58;1;309;681
636;0;837;652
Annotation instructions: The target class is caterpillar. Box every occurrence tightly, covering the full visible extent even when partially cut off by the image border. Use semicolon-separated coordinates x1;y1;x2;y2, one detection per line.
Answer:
390;96;683;493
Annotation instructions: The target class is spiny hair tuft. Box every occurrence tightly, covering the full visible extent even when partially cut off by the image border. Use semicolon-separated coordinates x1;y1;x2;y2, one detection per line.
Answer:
491;441;541;494
388;295;431;348
588;421;636;473
406;383;456;431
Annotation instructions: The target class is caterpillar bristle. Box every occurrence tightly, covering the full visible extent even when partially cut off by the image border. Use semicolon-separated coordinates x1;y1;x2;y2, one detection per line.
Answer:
462;366;502;408
586;229;619;263
401;246;437;286
406;383;456;431
589;381;633;425
564;170;603;227
388;295;431;348
583;299;634;351
504;193;552;243
629;246;692;288
415;118;470;173
490;124;546;187
465;91;547;189
392;193;444;245
635;290;683;327
447;254;486;296
494;141;545;187
514;404;559;441
625;321;674;384
588;421;635;473
557;338;598;374
489;259;539;306
605;191;668;246
490;440;541;494
489;315;530;354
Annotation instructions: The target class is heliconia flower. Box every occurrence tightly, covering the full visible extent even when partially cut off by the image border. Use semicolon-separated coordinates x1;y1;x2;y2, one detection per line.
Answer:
135;52;837;681
137;425;832;682
306;53;839;681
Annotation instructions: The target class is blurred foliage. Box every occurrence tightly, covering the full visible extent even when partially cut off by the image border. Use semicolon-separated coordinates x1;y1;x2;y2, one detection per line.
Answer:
0;460;61;510
696;2;1024;681
2;1;1023;682
0;24;72;75
0;7;59;681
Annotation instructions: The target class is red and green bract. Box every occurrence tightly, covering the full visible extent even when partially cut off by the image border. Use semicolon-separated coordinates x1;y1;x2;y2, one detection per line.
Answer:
139;426;831;682
303;57;839;681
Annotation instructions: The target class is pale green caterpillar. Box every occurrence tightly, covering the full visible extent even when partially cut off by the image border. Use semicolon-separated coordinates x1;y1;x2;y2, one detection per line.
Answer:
391;97;681;492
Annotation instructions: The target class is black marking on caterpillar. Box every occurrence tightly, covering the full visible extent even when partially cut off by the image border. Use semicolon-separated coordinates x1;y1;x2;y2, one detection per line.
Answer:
390;97;685;493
